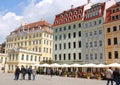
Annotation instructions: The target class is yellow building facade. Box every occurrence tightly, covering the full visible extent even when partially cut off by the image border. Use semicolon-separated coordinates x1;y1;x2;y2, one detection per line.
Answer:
5;20;53;72
104;2;120;64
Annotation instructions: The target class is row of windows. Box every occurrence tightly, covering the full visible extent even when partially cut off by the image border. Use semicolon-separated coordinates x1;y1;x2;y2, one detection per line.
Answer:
111;7;120;13
108;51;119;59
9;54;41;61
85;30;102;37
54;31;81;41
86;11;100;18
84;19;102;28
107;25;120;33
60;9;82;18
85;53;103;60
54;53;81;60
7;33;52;42
6;40;52;48
55;41;81;50
86;40;102;48
86;6;101;13
107;37;118;45
55;23;81;32
111;14;120;21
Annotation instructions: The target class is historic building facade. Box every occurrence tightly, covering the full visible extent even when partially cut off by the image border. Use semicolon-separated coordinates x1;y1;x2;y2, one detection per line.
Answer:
83;0;115;64
104;1;120;64
5;20;53;72
52;2;92;64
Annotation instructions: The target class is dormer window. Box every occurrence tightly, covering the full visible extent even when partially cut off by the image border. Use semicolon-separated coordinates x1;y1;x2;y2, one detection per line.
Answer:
55;20;58;24
60;15;63;19
78;14;81;18
59;19;63;24
74;11;77;14
79;9;82;13
64;18;67;22
73;16;76;20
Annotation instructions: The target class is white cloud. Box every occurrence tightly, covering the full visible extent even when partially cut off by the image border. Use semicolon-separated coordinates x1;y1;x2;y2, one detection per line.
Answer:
0;12;23;43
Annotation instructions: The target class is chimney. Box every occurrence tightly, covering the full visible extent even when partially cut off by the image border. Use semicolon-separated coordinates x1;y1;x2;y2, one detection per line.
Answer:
87;0;90;3
71;5;74;9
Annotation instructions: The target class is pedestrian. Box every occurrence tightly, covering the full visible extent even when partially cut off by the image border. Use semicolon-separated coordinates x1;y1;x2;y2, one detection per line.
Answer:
113;68;120;85
106;67;113;85
32;69;36;80
28;66;32;80
20;65;26;80
14;66;20;80
50;68;53;77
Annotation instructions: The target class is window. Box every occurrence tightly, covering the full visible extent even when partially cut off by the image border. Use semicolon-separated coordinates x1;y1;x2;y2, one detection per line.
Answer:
99;30;102;34
113;26;117;31
99;40;102;46
68;53;71;60
79;41;81;48
73;32;76;38
79;53;81;60
73;24;76;29
35;56;37;61
73;53;76;60
55;29;58;32
85;33;88;37
90;42;93;47
94;21;97;26
108;39;111;45
94;41;97;47
68;42;71;49
59;44;61;50
63;54;66;60
114;51;118;59
21;54;24;60
86;43;88;48
64;27;66;31
78;31;81;37
73;42;76;48
55;55;57;60
78;23;81;27
98;20;102;24
95;53;97;59
107;28;110;33
59;54;61;60
55;44;57;50
68;33;71;39
94;31;97;35
114;37;118;45
26;55;29;60
68;25;71;30
64;43;66;49
100;53;103;60
90;32;92;36
63;34;66;39
59;35;62;40
108;52;112;59
86;54;88;60
59;28;62;31
90;54;93;60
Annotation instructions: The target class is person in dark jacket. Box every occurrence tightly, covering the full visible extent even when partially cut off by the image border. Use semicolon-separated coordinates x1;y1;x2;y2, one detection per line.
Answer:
21;65;26;80
113;68;120;85
14;66;20;80
28;66;32;80
50;68;53;77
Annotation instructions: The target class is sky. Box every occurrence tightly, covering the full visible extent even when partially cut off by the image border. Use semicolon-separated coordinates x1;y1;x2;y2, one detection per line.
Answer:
0;0;120;44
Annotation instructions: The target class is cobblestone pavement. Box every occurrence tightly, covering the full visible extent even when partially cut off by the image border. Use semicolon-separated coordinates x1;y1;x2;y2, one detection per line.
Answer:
0;73;115;85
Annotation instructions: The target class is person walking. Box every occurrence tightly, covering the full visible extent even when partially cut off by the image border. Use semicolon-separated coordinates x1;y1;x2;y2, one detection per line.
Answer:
32;69;36;80
14;66;20;80
21;65;26;80
113;68;120;85
50;68;53;77
106;67;113;85
28;66;32;80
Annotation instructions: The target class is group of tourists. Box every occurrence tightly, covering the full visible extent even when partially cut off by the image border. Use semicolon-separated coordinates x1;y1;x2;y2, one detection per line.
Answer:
106;67;120;85
14;65;36;80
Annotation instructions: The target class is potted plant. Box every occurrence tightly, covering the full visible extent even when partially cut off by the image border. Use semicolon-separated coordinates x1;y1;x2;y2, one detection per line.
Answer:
74;72;78;78
97;74;101;80
63;71;68;77
86;73;91;79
